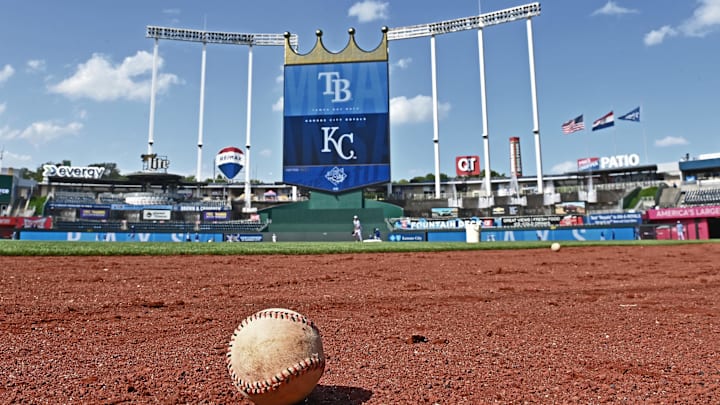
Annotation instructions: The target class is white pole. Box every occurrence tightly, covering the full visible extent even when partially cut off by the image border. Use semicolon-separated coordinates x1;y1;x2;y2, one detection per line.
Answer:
430;35;441;199
147;38;159;156
244;45;254;210
196;42;207;181
477;28;491;196
526;18;543;194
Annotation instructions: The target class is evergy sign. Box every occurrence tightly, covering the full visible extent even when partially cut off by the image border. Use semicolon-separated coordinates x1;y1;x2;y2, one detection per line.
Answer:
43;164;105;179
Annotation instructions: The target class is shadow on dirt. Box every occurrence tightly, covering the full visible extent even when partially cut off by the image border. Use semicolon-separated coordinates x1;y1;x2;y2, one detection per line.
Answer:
306;385;373;404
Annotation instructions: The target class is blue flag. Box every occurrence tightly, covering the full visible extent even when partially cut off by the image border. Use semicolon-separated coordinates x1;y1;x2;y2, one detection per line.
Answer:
618;107;640;122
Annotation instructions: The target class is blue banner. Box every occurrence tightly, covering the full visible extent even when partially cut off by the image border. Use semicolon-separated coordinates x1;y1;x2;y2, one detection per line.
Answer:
283;61;390;192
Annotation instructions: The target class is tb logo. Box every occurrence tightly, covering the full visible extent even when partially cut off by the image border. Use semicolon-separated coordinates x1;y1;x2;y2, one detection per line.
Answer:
321;127;356;160
318;72;352;102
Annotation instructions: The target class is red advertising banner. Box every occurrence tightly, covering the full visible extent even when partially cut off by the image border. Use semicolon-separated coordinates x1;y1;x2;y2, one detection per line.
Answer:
0;216;52;229
646;206;720;220
456;156;480;176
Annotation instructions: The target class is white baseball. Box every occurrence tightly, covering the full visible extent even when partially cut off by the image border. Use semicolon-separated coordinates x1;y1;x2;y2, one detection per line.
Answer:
551;242;561;252
227;308;325;405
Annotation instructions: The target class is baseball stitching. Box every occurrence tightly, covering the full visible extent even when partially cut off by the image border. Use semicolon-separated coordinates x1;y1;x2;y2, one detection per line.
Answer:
227;309;325;395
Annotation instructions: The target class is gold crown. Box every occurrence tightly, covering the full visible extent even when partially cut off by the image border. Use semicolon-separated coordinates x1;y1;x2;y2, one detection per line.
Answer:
284;27;388;65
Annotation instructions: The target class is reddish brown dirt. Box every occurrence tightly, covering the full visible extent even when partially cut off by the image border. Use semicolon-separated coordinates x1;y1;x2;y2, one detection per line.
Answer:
1;244;719;404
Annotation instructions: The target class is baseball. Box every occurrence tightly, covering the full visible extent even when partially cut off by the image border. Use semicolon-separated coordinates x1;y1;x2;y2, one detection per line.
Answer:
551;242;561;252
227;308;325;405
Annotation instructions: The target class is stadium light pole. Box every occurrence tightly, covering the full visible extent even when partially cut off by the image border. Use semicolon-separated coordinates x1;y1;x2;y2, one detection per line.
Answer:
147;38;159;156
388;2;542;198
526;17;543;193
197;42;207;183
146;26;298;210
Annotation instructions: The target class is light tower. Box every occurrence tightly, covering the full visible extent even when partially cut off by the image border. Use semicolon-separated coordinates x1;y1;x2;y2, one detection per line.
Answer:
387;2;543;196
145;26;298;211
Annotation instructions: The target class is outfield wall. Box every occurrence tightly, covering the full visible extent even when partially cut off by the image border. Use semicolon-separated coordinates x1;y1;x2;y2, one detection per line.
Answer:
17;226;637;243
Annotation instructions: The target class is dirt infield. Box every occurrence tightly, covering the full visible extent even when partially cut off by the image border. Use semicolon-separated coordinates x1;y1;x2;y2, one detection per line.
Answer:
1;244;719;404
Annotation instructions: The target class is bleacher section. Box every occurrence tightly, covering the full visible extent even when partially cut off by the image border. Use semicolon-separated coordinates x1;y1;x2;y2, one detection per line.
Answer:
52;191;96;204
683;188;720;205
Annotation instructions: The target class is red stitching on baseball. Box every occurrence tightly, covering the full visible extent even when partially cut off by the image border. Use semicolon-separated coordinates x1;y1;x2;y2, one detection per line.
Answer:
227;309;325;395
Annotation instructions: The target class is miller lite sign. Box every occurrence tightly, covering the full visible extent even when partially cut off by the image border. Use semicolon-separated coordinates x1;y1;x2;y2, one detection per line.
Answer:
456;156;480;176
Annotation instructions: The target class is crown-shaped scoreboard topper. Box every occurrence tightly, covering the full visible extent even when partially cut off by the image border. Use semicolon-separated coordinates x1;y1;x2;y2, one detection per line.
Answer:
284;27;388;65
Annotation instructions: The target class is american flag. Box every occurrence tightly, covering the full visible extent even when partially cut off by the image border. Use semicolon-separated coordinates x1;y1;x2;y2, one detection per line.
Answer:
561;115;585;134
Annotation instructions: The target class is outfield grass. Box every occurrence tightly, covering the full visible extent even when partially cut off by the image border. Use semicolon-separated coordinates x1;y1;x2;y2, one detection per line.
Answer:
0;239;709;256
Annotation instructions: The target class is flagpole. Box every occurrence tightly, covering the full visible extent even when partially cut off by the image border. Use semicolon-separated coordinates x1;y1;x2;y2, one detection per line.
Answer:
641;104;648;164
612;106;617;156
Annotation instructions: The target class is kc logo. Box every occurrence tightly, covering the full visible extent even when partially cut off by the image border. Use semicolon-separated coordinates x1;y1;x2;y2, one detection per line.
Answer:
318;72;352;102
321;126;356;160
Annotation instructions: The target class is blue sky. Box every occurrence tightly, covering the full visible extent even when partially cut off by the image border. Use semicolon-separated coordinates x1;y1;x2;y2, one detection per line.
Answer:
1;0;719;182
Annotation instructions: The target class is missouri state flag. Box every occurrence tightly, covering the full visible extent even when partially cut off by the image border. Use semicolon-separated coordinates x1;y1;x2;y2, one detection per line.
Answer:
592;111;614;131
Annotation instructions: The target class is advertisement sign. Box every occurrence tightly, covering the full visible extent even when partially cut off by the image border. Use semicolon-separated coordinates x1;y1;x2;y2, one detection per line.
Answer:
203;211;230;221
431;207;458;218
0;175;12;205
577;157;600;172
283;59;390;192
42;164;105;179
646;205;720;220
577;154;641;171
500;215;564;228
216;147;244;180
79;209;109;220
388;233;425;242
142;209;171;220
456;156;480;176
554;201;586;215
586;212;642;225
21;217;52;229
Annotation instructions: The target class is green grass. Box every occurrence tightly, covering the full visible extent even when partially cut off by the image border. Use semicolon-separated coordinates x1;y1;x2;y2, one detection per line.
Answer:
0;239;712;256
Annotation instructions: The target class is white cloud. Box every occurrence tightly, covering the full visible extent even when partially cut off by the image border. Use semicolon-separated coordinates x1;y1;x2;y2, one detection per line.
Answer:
655;136;688;147
393;57;412;70
390;95;450;125
272;97;283;112
0;121;83;145
163;8;181;15
0;125;20;140
0;102;6;115
644;25;678;46
592;1;638;16
348;0;389;23
259;149;272;158
550;161;577;174
26;59;46;72
48;51;180;102
645;0;720;45
680;0;720;37
0;64;14;84
1;150;32;166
